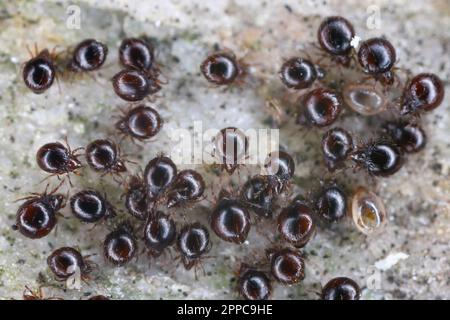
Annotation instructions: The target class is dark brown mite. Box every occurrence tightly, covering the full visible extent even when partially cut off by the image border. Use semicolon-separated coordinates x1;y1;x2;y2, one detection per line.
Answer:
357;38;396;85
298;88;343;127
210;191;251;244
200;51;243;85
315;184;347;222
88;295;110;300
264;151;295;193
279;57;319;90
237;264;272;300
85;139;127;176
321;277;361;300
400;73;445;115
70;190;116;223
166;169;205;208
36;141;82;177
351;141;403;177
112;69;161;102
321;127;354;171
144;211;176;257
23;48;56;94
124;175;148;220
266;248;305;285
14;190;65;239
115;105;163;141
119;38;155;72
213;127;249;174
104;224;137;266
317;16;355;66
383;121;426;153
47;247;92;281
240;175;276;218
177;222;210;270
144;155;177;201
68;39;108;72
277;201;315;248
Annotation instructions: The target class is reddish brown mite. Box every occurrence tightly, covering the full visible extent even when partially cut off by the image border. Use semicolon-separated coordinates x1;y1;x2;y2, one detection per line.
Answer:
297;88;343;128
177;222;210;271
357;38;397;85
383;121;426;153
321;127;354;171
277;201;315;248
266;248;305;285
115;105;163;141
240;174;276;218
23;47;56;94
70;190;116;223
119;38;158;74
264;151;295;194
123;175;148;221
85;139;127;177
166;169;205;208
13;187;65;239
68;39;108;72
237;264;272;300
104;223;137;266
144;155;177;202
144;211;176;257
200;51;244;85
317;16;355;66
212;127;249;174
112;69;162;102
279;57;322;90
36;141;82;180
210;190;251;244
314;184;347;222
47;247;93;281
400;73;445;115
321;277;361;300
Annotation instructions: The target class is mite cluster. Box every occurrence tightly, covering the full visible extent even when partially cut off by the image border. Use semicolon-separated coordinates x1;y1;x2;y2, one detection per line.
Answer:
16;15;445;300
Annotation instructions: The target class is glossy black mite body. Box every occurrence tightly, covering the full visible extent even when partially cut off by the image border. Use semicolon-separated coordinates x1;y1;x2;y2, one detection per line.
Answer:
267;248;305;285
177;222;210;270
68;39;108;72
321;128;354;171
357;38;396;85
104;224;137;266
277;201;315;248
237;264;272;300
298;88;343;127
112;69;161;102
321;277;361;300
144;211;176;257
36;142;82;176
70;190;115;223
119;38;155;72
200;51;242;85
85;139;127;175
351;142;403;177
116;105;163;141
383;122;426;153
279;57;319;89
14;192;65;239
47;247;92;281
400;73;445;115
213;127;249;174
88;295;110;300
315;184;347;222
317;16;355;66
264;151;295;193
124;175;148;220
144;156;177;201
166;170;205;208
210;191;251;244
240;175;276;218
23;49;56;94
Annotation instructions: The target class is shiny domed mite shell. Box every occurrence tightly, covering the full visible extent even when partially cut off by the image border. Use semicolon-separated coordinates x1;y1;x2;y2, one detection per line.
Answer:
116;105;163;140
144;156;177;201
213;127;249;174
119;38;154;71
36;142;82;175
268;248;305;285
263;151;295;188
103;225;137;266
177;223;210;270
279;57;317;89
200;51;240;85
112;69;161;102
166;170;205;208
144;211;176;257
70;190;114;223
321;277;361;300
277;202;315;248
238;265;272;300
47;247;89;281
400;73;445;115
85;139;126;173
317;16;355;57
22;49;56;94
351;186;387;235
343;83;387;115
299;88;343;127
383;122;427;153
315;185;347;222
124;187;148;220
351;142;403;177
240;175;276;218
69;39;108;72
357;38;396;75
321;128;354;171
